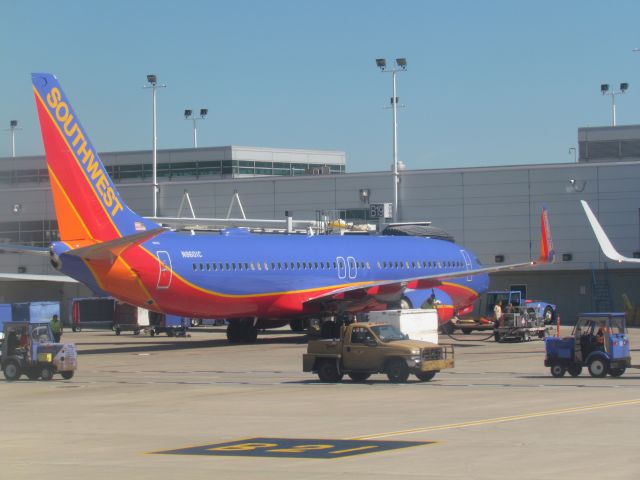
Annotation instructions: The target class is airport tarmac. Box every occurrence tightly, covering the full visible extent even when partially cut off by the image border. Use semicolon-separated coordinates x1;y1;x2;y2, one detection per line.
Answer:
2;326;639;480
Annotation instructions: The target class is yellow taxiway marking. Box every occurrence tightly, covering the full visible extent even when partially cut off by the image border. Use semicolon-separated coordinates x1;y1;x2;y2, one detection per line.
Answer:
352;399;640;440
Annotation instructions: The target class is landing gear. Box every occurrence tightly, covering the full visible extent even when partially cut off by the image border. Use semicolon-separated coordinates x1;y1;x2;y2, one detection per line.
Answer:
226;318;258;343
289;318;306;332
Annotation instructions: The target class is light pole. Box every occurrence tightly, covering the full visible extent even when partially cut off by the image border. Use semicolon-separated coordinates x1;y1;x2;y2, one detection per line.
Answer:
600;83;628;126
5;120;22;157
143;74;166;218
184;109;208;148
376;57;407;222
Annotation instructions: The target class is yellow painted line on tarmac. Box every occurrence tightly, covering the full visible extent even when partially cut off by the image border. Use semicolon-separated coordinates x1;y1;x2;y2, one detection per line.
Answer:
352;398;640;440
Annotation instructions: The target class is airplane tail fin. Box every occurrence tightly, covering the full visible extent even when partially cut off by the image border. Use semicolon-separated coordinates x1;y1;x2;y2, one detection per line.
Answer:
538;206;555;263
32;73;159;243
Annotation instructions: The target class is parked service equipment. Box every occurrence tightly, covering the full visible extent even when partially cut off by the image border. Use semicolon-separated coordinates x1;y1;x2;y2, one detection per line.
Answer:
1;321;77;381
303;322;454;383
70;297;116;331
544;313;630;378
11;301;60;324
485;290;556;324
494;306;548;342
367;309;438;344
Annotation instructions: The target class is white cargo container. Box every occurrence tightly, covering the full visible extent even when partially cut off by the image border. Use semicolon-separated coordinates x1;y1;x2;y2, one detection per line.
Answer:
367;309;438;344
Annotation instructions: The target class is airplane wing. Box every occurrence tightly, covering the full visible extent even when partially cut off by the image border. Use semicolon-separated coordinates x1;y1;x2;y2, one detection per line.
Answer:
305;207;555;306
0;244;49;256
581;200;640;263
0;273;78;283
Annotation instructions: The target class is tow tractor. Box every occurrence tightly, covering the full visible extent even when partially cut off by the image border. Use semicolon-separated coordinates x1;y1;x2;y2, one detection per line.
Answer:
1;321;77;381
544;313;631;378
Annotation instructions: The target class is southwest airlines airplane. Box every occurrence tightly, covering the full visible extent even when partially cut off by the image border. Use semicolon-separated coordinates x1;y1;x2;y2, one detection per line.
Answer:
2;73;555;342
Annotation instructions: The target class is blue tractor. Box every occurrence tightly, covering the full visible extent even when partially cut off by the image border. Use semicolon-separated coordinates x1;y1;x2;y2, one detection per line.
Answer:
544;313;631;378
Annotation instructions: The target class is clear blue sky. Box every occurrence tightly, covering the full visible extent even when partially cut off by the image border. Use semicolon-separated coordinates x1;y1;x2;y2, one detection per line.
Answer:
2;0;640;172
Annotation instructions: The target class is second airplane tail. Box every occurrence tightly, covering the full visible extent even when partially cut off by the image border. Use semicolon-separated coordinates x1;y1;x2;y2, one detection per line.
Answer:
539;206;555;263
32;73;159;243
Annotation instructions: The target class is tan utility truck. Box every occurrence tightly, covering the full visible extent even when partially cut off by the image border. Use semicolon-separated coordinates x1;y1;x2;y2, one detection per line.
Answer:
303;322;454;383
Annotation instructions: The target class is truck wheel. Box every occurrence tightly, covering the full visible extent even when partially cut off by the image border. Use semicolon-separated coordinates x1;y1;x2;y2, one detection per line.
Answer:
61;371;74;380
115;328;121;336
386;358;410;383
609;367;626;377
567;365;582;377
3;360;22;381
587;357;609;378
317;360;342;383
550;363;566;378
26;371;40;381
415;371;436;382
40;366;54;381
494;332;502;342
462;329;471;335
348;372;371;382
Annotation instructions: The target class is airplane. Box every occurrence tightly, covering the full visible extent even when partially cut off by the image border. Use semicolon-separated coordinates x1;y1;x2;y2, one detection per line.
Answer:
0;72;555;343
581;200;640;264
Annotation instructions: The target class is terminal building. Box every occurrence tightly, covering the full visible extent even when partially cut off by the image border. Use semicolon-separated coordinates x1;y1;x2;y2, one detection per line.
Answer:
0;129;639;324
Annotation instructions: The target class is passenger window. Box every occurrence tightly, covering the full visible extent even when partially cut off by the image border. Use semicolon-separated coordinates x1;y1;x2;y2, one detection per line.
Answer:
278;262;282;269
245;263;249;270
192;264;196;271
366;261;371;269
206;263;211;271
283;263;288;270
250;263;255;270
264;262;269;270
256;263;262;271
213;263;217;271
271;262;275;270
290;262;295;269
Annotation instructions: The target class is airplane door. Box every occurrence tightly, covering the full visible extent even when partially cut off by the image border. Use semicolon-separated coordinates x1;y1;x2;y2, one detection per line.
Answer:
336;256;347;279
156;251;172;289
347;256;357;279
460;250;473;282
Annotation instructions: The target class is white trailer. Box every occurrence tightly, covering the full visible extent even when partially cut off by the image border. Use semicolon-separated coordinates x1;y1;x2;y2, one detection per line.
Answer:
367;309;439;344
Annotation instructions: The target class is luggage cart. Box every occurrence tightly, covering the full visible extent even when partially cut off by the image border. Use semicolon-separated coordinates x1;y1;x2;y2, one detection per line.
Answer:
495;307;548;342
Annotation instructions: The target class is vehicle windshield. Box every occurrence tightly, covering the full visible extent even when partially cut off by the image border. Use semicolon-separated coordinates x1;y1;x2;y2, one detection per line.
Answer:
31;325;53;343
370;325;406;342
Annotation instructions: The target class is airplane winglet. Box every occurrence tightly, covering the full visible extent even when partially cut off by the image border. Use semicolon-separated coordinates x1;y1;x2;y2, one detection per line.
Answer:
581;200;640;263
538;206;555;264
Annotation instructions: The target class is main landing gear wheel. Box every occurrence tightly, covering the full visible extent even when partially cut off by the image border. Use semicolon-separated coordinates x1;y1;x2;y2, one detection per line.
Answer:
61;371;74;380
226;319;258;343
440;322;454;335
289;318;306;332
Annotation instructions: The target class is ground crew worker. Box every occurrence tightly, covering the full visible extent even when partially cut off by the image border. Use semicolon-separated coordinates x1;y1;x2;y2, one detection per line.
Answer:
494;300;503;327
51;314;62;342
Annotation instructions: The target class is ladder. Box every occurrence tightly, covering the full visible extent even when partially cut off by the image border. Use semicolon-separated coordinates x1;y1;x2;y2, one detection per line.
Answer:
591;264;613;312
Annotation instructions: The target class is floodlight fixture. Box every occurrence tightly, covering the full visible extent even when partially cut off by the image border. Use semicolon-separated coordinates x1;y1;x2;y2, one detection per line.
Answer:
374;56;407;222
147;74;157;85
620;82;629;92
10;120;17;127
601;84;609;93
185;107;208;148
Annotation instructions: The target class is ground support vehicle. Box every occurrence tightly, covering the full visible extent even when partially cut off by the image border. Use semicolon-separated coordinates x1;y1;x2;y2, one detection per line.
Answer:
70;297;116;332
112;303;151;335
494;307;548;342
303;322;454;383
149;314;189;337
544;313;631;378
486;290;556;324
1;321;77;381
